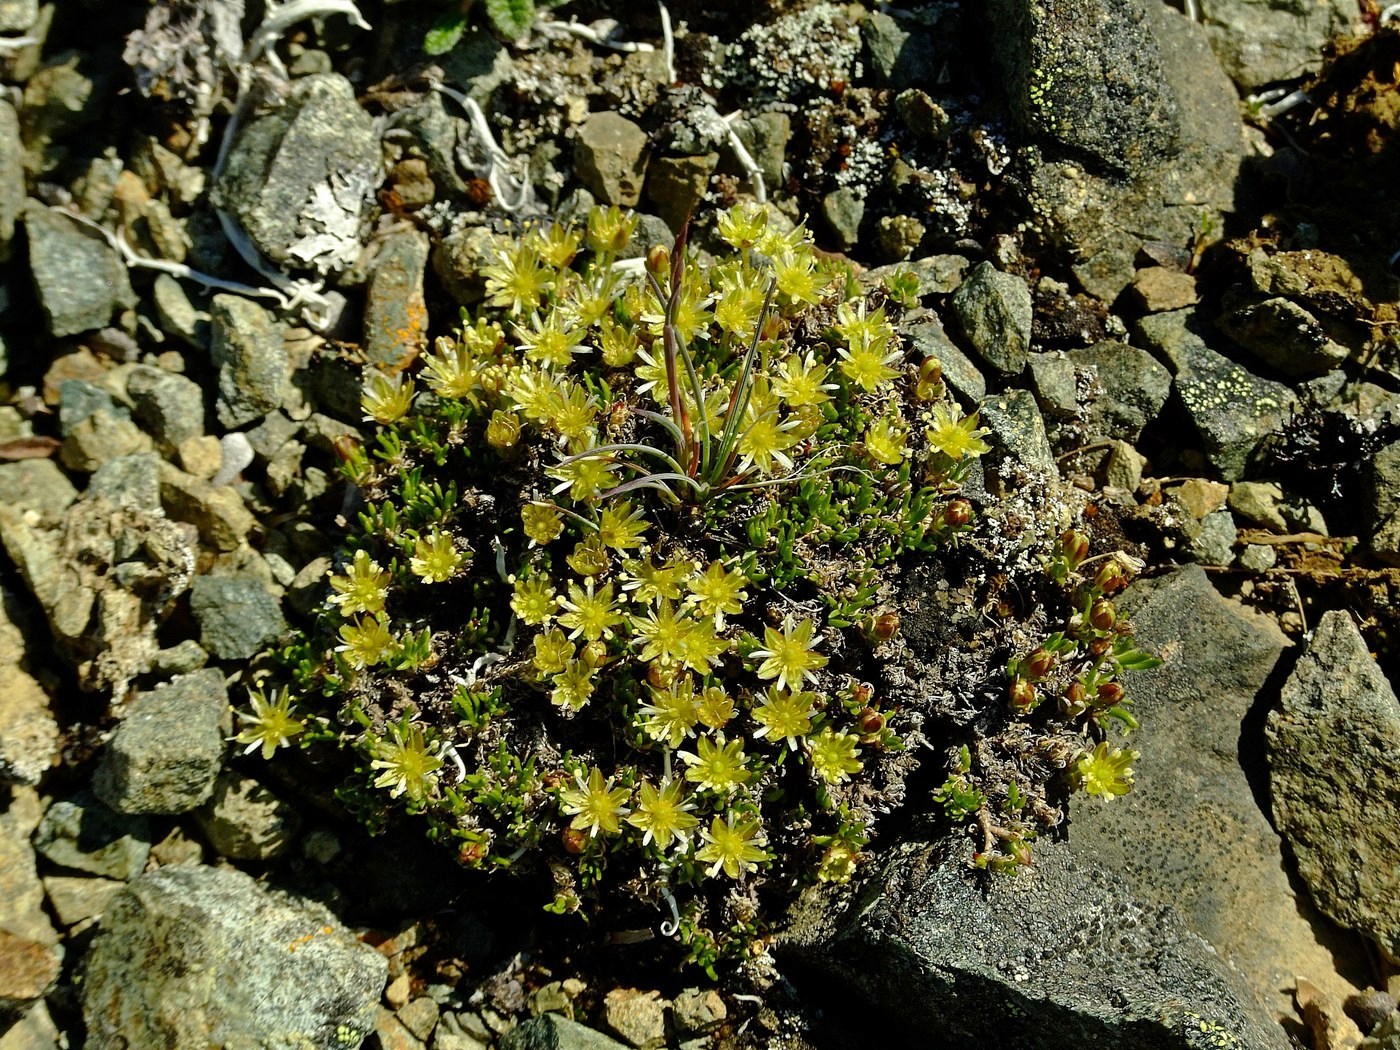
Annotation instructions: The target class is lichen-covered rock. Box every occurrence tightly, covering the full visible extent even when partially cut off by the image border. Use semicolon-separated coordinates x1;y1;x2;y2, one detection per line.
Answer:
92;669;230;815
1215;296;1350;377
1267;611;1400;961
194;770;301;861
209;294;288;428
32;791;151;881
951;262;1031;376
82;865;386;1050
363;227;430;372
500;1015;629;1050
125;364;206;447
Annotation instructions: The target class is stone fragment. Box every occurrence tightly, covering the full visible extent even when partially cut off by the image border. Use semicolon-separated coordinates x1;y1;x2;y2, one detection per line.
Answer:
209;294;288;428
1199;0;1358;89
82;865;385;1049
671;988;726;1035
0;787;54;949
820;187;864;252
0;656;56;786
501;1015;629;1050
951;262;1032;376
644;153;716;233
1229;480;1289;532
603;988;667;1049
157;460;255;552
1239;544;1276;572
1267;611;1400;961
92;669;229;815
125;364;205;447
32;792;151;881
24;199;134;337
194;771;301;861
725;111;790;187
574;112;648;207
60;411;153;473
397;997;440;1041
88;452;161;514
42;874;125;927
862;10;935;90
1131;265;1198;312
188;576;285;660
906;320;985;405
0;928;61;1013
0;459;76;522
1172;477;1230;519
151;272;208;350
364;227;430;371
1217;296;1350;377
1185;508;1237;566
0;99;25;261
977;389;1056;483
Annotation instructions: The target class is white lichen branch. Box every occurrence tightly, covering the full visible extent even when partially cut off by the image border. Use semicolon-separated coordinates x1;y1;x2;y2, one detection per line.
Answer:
432;82;533;213
722;110;767;203
244;0;371;75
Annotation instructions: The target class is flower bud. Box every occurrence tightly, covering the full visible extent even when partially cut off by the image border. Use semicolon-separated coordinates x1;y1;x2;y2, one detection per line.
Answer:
943;499;973;528
1009;677;1038;712
561;827;588;854
646;244;670;277
1063;681;1086;705
857;707;885;735
869;610;900;642
918;357;942;384
1096;681;1125;705
581;641;608;669
1088;637;1112;658
1022;648;1055;681
486;410;521;450
1058;530;1090;569
457;841;488;866
1094;559;1127;594
1089;598;1116;632
646;661;674;689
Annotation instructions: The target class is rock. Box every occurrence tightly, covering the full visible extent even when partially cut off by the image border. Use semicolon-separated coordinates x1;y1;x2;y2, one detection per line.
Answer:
157;461;255;552
0;100;25;261
177;435;223;480
21;49;110;163
1073;566;1364;1018
0;459;77;522
1238;544;1276;572
906;320;986;405
432;223;495;307
213;73;379;272
32;792;151;881
0;928;61;1014
1137;309;1294;481
152;272;209;352
603;988;667;1049
820;187;865;252
194;771;301;861
125;364;205;447
1173;478;1231;519
0;1000;61;1049
188;575;285;660
60;410;154;474
1363;1012;1400;1050
895;88;952;140
58;378;128;437
0;657;56;787
153;639;209;676
725;111;790;188
398;997;441;1041
364;227;430;372
501;1015;629;1050
92;670;229;816
1101;439;1145;495
645;153;717;234
671;988;725;1035
1370;441;1400;565
863;10;935;91
25;201;135;337
0;787;55;947
0;0;36;34
209;294;288;428
1267;611;1400;961
866;254;969;297
1132;266;1198;312
1185;508;1237;566
951;262;1032;376
1199;0;1358;90
82;865;385;1049
574;112;649;207
1216;296;1350;377
1297;977;1367;1050
872;214;925;262
1346;991;1397;1035
88;452;161;514
1229;480;1289;532
1027;340;1172;442
977;388;1056;483
39;874;123;936
786;833;1290;1050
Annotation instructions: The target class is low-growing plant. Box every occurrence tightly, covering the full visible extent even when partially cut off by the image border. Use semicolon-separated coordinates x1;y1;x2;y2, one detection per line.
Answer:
241;202;1156;970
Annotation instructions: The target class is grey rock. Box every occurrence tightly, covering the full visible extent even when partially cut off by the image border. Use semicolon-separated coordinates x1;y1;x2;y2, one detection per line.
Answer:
151;272;208;350
43;874;125;927
977;388;1056;481
725;111;790;188
1073;566;1363;1017
32;792;150;880
645;153;717;234
872;214;925;262
621;214;674;260
895;88;952;140
213;73;378;271
1185;508;1237;566
431;223;495;306
1027;351;1077;420
0;593;56;788
787;833;1290;1050
395;94;471;198
821;187;865;252
125;364;205;446
906;319;986;404
60;410;154;474
951;262;1032;376
671;989;725;1035
1369;441;1400;565
1101;439;1145;495
152;639;208;676
1216;296;1350;377
0;787;55;946
188;575;285;659
0;459;77;521
398;996;440;1041
1137;309;1294;480
26;202;135;337
574;112;648;207
1131;265;1199;312
1;1000;61;1048
866;254;969;297
1267;611;1400;960
209;294;288;427
1229;480;1289;532
863;10;935;90
82;865;385;1049
1199;0;1357;89
21;50;110;160
0;0;36;32
0;99;24;261
986;0;1179;178
245;410;299;462
364;227;430;371
58;379;129;437
501;1015;629;1050
195;771;302;861
92;670;229;816
157;460;255;552
88;452;162;515
1239;543;1276;572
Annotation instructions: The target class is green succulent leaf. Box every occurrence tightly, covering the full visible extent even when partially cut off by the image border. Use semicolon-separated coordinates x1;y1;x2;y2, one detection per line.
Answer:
423;11;469;55
484;0;536;39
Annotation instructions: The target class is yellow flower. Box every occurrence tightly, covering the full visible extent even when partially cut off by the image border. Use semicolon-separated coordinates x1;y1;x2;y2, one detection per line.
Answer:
486;410;522;449
809;727;862;784
362;370;415;425
336;614;397;669
622;554;694;604
522;503;564;546
633;600;693;667
772;249;826;306
695;812;771;879
863;415;908;466
751;616;829;690
517;309;588;370
483;239;552;315
597;318;639;367
772;352;836;408
628;779;699;850
925;405;992;461
736;406;799;475
679;733;751;794
637;675;701;748
532;221;581;268
686;561;748;627
586;204;637;255
596;501;650;552
697;685;735;730
328;549;389;616
567;533;610;578
409;531;464;583
838;340;902;392
234;685;306;760
559;766;631;837
551;659;596;711
547;381;599;446
531;627;574;675
751;687;815;750
1071;742;1139;801
370;723;445;803
548;455;621;501
677;617;727;675
557;579;625;642
716;200;769;250
511;574;557;625
421;339;488;404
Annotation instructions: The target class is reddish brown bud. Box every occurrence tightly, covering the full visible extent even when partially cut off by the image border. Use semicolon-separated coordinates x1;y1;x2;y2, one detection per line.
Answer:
1064;681;1086;705
1089;598;1116;632
857;707;885;735
870;610;900;642
943;499;973;528
1022;648;1056;681
1088;637;1112;658
1094;559;1127;594
1009;677;1038;712
918;357;942;384
1059;530;1090;568
457;841;488;866
561;827;589;854
1096;681;1125;705
852;682;875;706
